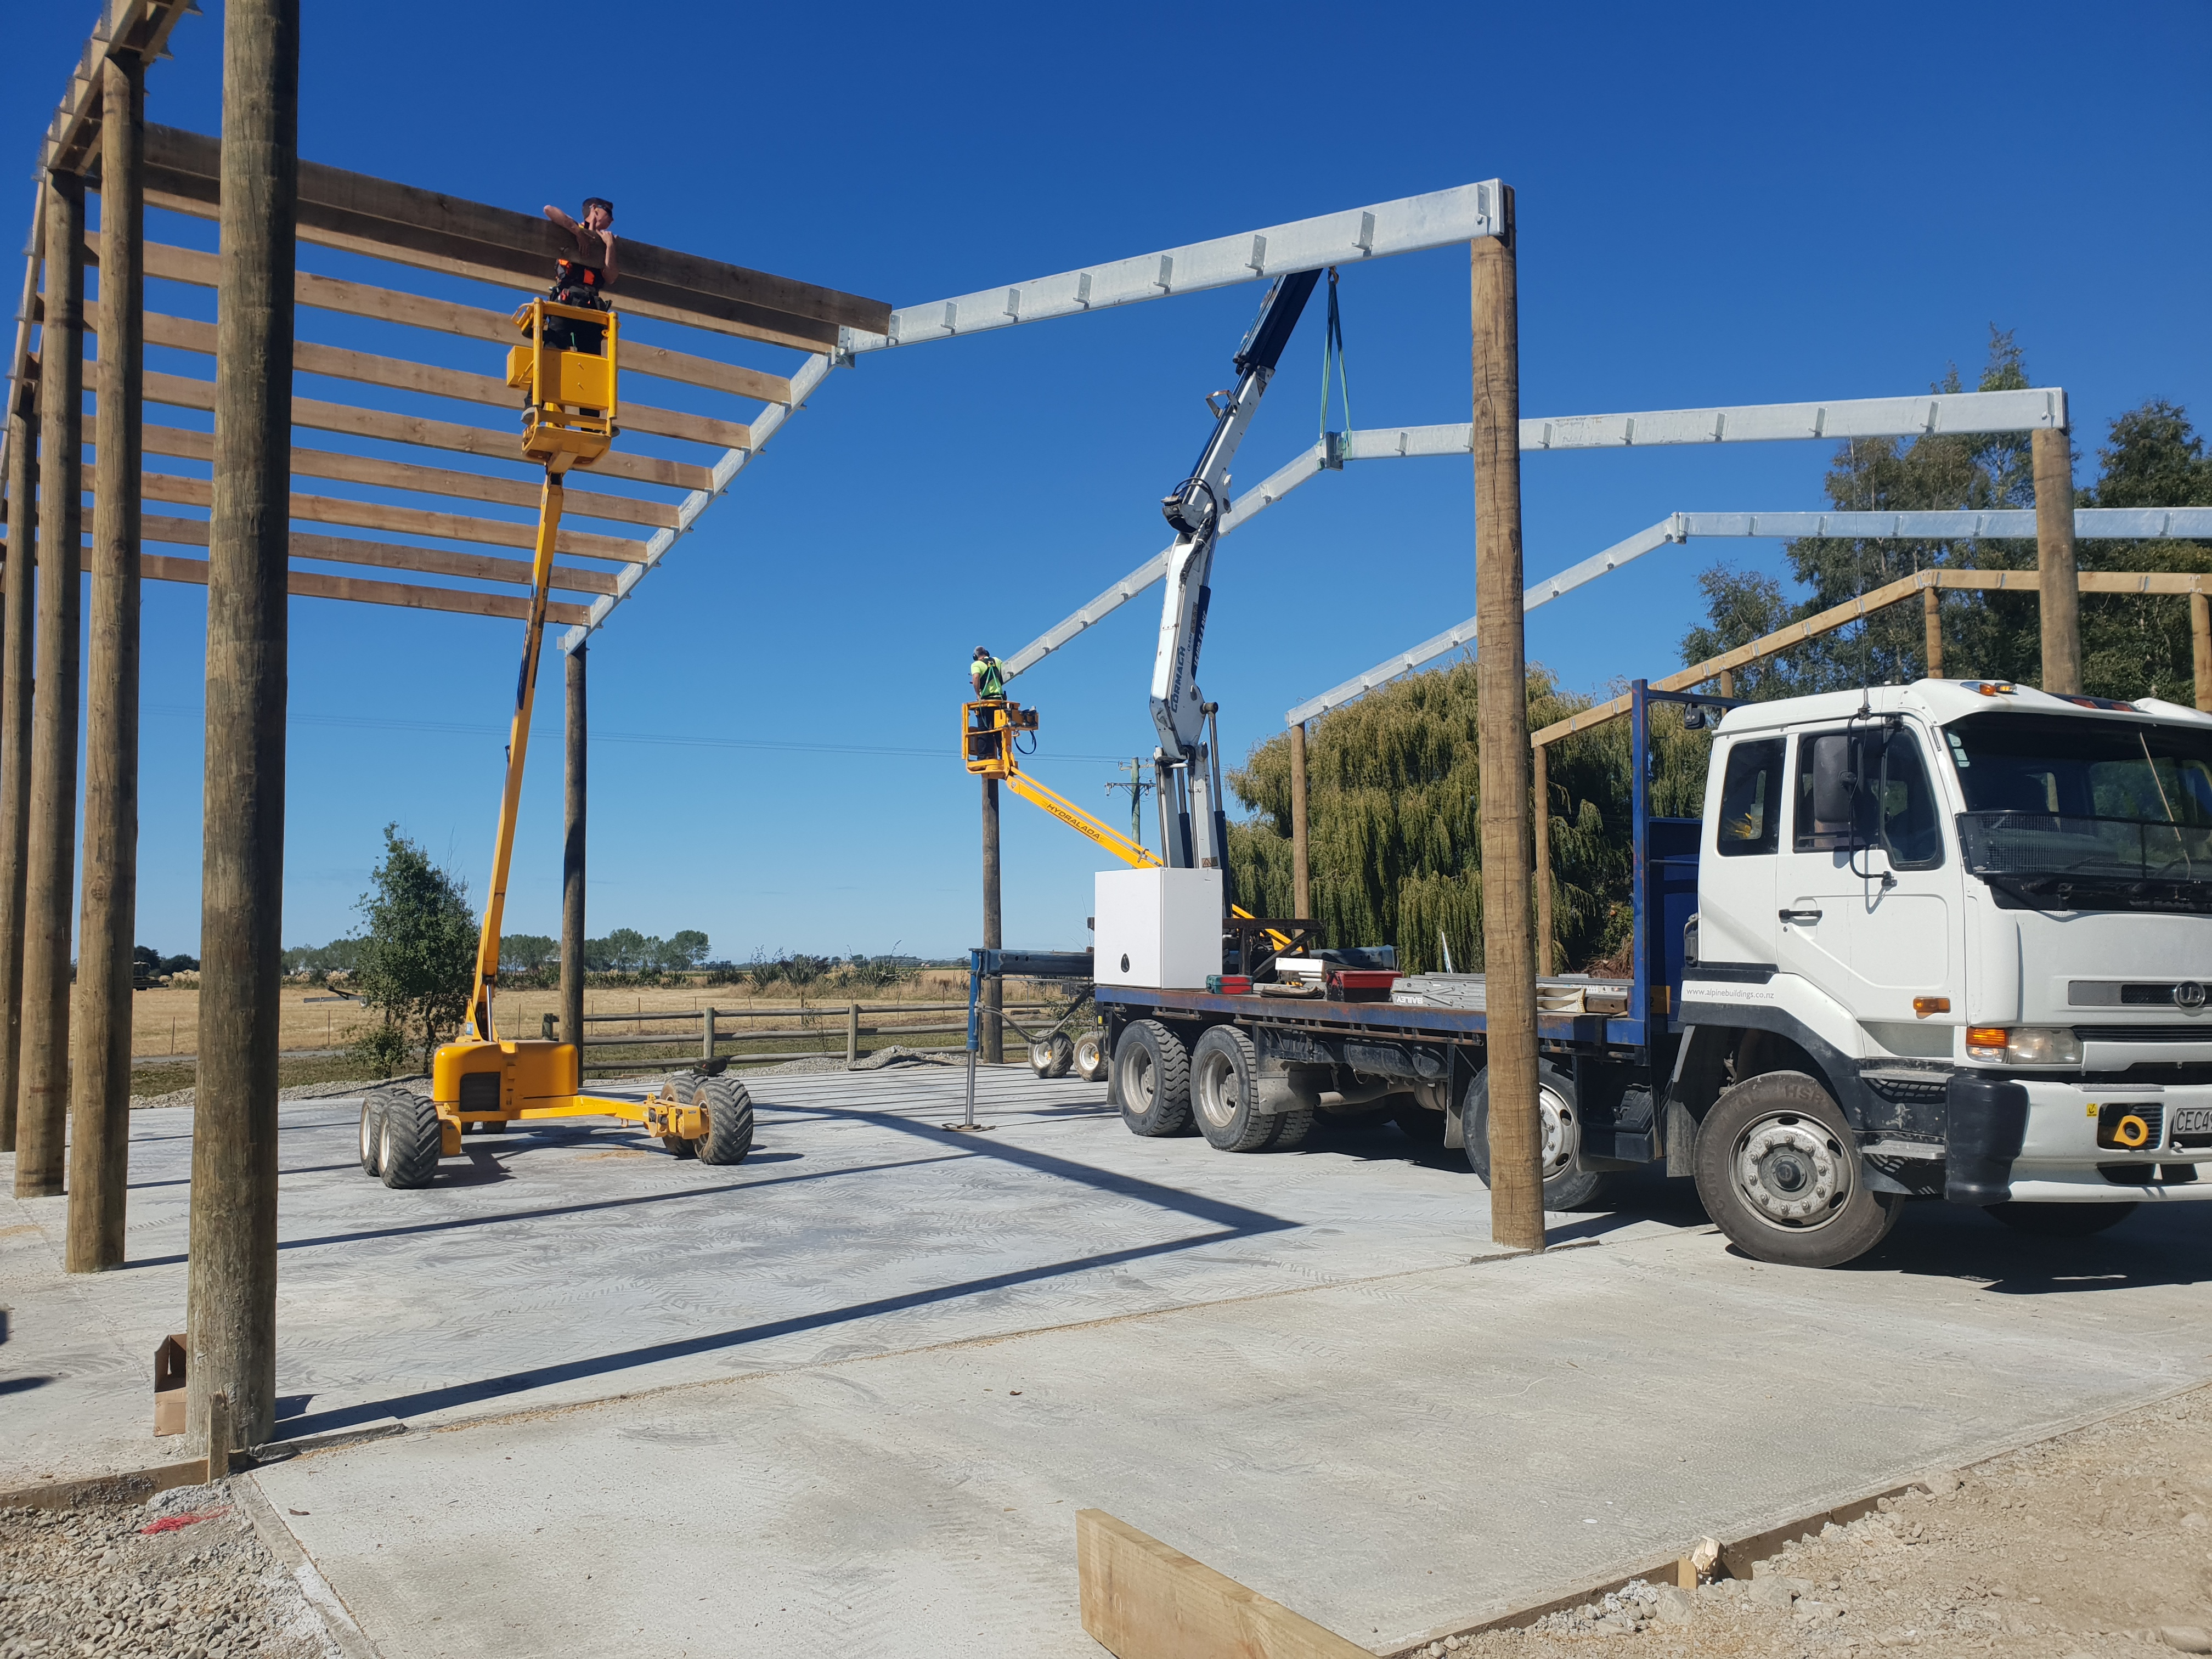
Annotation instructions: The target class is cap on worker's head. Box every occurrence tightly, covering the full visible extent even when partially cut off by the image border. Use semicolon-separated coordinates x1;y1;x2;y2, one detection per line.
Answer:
974;646;991;659
582;196;614;220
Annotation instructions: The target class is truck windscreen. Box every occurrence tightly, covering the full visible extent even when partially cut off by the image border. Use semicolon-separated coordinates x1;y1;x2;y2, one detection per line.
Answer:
1944;711;2212;912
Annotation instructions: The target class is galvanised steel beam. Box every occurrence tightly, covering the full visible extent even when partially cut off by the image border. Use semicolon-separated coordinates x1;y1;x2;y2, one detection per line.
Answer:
1006;390;2072;682
841;183;1505;354
1285;505;2212;724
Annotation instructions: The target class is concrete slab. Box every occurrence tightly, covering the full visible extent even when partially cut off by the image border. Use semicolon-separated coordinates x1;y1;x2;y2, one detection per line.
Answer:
8;1065;2209;1657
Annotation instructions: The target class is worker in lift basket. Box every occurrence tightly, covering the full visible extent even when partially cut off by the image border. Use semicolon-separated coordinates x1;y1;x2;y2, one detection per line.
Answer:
519;196;618;354
969;648;1007;733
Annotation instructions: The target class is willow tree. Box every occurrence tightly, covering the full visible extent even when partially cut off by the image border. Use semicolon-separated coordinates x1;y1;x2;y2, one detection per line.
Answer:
1227;661;1708;976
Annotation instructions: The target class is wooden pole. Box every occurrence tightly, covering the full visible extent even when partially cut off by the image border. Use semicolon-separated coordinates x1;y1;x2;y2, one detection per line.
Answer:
1717;669;1735;699
187;0;298;1455
1289;720;1311;924
1922;584;1943;679
2192;591;2211;714
1532;741;1553;979
0;394;35;1155
561;642;585;1046
15;172;87;1201
69;49;147;1272
2033;427;2081;695
1470;190;1544;1254
980;776;1002;1064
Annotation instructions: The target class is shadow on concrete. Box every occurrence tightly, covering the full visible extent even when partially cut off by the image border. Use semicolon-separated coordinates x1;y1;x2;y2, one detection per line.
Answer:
1848;1199;2212;1294
276;1218;1294;1442
129;1161;363;1191
0;1375;53;1395
117;1153;974;1271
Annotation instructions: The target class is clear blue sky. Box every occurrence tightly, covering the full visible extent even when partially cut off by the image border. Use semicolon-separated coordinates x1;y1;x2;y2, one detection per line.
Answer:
12;1;2210;962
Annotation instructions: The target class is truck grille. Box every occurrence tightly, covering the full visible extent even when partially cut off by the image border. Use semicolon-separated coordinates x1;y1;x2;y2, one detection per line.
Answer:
2071;981;2211;1007
2075;1025;2212;1043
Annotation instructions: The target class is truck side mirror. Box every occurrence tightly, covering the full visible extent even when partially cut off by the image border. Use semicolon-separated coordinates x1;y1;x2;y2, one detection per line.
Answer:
1810;735;1857;830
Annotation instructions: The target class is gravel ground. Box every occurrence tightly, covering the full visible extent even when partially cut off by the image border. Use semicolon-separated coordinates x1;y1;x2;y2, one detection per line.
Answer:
1437;1383;2212;1658
131;1079;403;1113
0;1480;338;1658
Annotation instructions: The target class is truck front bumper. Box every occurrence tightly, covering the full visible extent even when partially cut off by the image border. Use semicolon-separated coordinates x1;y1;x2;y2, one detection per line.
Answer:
2005;1076;2212;1203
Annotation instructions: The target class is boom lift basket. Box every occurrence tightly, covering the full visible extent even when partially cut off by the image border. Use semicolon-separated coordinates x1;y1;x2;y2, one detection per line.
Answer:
507;297;620;471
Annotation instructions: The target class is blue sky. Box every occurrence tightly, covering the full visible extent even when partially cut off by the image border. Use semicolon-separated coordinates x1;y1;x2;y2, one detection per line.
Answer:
10;1;2209;961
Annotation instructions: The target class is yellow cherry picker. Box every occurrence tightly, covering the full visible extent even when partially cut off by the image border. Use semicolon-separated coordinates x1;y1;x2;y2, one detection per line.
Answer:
358;297;753;1188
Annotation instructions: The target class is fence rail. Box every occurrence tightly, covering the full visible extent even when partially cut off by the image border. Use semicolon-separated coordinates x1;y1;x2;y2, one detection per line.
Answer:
520;1000;1079;1072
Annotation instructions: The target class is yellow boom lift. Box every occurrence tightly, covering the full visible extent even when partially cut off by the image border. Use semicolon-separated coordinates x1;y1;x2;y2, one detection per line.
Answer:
357;298;754;1188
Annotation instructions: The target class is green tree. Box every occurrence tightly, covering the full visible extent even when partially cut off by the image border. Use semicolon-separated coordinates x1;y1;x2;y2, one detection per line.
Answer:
2070;401;2212;702
599;927;648;972
655;929;710;971
350;825;478;1071
499;933;559;975
1227;659;1709;975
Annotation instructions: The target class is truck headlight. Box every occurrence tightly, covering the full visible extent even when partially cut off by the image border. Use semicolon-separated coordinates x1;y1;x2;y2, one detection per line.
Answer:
1966;1025;2083;1065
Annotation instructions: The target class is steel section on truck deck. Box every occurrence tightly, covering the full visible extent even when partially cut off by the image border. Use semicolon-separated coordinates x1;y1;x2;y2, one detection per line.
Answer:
1091;984;1647;1049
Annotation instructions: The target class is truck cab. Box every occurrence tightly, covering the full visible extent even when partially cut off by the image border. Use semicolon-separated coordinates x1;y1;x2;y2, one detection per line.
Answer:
1676;679;2212;1262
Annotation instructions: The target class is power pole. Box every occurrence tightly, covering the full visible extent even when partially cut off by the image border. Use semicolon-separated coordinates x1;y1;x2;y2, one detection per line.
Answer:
1103;758;1153;851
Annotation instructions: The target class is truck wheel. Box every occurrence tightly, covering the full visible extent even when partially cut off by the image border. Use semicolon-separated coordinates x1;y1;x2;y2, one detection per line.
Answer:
1463;1062;1611;1210
1267;1108;1316;1151
1694;1070;1902;1267
1985;1200;2136;1237
1029;1034;1074;1079
378;1092;442;1189
1192;1026;1277;1152
692;1075;755;1165
1115;1020;1191;1137
1073;1032;1109;1082
1391;1095;1446;1145
358;1091;388;1176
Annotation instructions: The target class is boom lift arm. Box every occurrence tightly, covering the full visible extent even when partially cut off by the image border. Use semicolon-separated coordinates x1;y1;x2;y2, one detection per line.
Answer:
1149;268;1321;872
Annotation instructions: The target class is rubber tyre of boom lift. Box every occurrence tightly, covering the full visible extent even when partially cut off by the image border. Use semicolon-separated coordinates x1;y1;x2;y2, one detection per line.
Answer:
1030;1034;1075;1079
1462;1061;1613;1212
377;1092;443;1190
1115;1020;1191;1137
1191;1026;1279;1153
693;1075;755;1165
358;1091;388;1176
1073;1031;1109;1083
1984;1200;2138;1237
1692;1070;1904;1268
1390;1094;1447;1145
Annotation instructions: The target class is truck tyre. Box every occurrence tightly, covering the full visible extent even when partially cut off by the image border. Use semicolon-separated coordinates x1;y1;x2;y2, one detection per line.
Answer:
1266;1107;1316;1151
693;1075;755;1165
1391;1095;1446;1145
1192;1025;1277;1152
1115;1020;1191;1137
358;1091;388;1176
1694;1070;1903;1267
1073;1031;1109;1082
1029;1034;1075;1079
1985;1200;2136;1237
1462;1062;1610;1210
378;1092;442;1189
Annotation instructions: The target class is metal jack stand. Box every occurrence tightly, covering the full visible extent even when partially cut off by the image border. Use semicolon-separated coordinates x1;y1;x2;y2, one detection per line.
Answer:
947;947;994;1133
945;947;1097;1132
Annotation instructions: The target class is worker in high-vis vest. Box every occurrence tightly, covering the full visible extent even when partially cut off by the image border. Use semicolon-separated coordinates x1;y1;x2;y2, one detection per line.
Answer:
970;647;1007;701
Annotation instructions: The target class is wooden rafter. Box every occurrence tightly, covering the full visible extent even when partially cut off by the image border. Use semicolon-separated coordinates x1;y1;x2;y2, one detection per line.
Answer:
40;0;196;177
142;553;592;626
134;516;619;595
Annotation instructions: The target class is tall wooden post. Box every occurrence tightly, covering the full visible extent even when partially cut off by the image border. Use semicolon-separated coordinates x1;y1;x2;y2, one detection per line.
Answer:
561;642;586;1046
69;49;147;1272
1471;190;1544;1253
15;172;87;1201
1922;584;1943;679
0;394;35;1155
1532;741;1553;979
2192;591;2211;714
187;0;298;1455
2033;427;2080;696
1289;720;1311;923
1717;669;1735;699
980;776;1002;1064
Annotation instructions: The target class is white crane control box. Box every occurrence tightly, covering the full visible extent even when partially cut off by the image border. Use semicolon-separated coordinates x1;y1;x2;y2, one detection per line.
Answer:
1094;867;1223;989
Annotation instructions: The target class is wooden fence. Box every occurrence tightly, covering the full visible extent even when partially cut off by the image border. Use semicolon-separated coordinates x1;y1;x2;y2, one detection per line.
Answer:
532;996;1070;1074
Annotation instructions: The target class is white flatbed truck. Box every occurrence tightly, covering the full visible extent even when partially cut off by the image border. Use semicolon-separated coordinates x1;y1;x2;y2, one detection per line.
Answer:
1092;678;2212;1267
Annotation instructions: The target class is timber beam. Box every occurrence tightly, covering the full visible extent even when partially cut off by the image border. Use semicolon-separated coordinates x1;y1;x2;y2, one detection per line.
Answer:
40;0;196;177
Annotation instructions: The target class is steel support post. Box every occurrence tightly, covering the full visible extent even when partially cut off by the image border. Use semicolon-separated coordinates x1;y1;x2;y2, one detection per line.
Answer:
187;0;298;1456
70;50;148;1272
1532;741;1553;979
2033;427;2081;695
15;172;87;1201
1922;584;1943;679
561;643;585;1046
0;396;35;1154
1289;720;1311;924
980;777;1002;1065
1470;190;1544;1254
2193;592;2211;714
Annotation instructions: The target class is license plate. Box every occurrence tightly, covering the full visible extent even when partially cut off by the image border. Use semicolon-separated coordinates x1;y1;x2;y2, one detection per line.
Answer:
2175;1105;2212;1137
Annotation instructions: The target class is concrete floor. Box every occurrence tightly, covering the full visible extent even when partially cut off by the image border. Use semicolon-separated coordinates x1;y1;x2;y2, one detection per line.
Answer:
5;1064;2211;1656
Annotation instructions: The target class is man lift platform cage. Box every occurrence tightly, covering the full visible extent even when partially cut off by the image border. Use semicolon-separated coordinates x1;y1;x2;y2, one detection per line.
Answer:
357;298;755;1188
